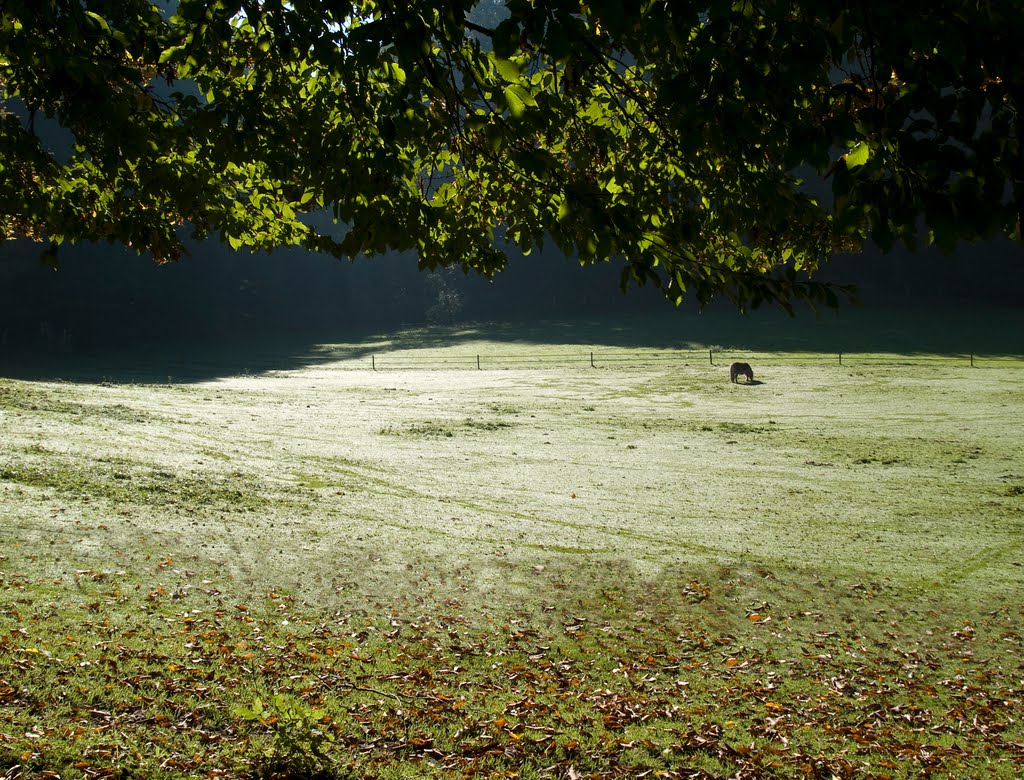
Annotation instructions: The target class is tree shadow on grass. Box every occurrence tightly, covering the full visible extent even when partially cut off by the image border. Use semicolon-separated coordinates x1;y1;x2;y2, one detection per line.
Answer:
2;305;1022;384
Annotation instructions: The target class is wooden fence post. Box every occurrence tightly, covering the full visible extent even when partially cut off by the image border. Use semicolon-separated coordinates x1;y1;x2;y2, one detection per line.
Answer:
709;349;714;366
372;355;376;371
591;351;595;368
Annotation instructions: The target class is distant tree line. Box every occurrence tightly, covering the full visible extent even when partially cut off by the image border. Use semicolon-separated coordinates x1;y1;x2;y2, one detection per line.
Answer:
2;231;1020;356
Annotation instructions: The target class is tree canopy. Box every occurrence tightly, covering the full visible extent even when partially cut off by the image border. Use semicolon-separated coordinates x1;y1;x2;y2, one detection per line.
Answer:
1;0;1021;310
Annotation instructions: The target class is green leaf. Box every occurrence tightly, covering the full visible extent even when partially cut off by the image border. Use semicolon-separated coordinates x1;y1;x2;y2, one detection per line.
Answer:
493;58;521;83
845;143;870;168
83;11;110;32
503;85;536;117
158;46;183;64
386;62;407;84
484;123;504;153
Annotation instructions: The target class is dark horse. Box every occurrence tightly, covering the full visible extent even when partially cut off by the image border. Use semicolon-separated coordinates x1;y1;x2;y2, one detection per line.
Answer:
730;362;754;384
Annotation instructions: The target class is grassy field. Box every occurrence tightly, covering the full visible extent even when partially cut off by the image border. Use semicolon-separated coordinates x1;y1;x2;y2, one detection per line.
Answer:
1;312;1023;778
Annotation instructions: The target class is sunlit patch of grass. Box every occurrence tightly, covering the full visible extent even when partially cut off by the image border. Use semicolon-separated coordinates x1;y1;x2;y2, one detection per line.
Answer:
200;447;232;461
0;456;275;512
486;402;521;415
0;380;168;424
377;418;516;438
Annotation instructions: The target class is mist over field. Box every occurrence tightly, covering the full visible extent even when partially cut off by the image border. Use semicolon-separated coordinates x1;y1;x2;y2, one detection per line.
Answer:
1;227;1023;365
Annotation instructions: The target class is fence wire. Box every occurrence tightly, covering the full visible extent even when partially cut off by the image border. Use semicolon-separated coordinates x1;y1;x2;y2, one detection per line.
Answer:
359;350;1024;371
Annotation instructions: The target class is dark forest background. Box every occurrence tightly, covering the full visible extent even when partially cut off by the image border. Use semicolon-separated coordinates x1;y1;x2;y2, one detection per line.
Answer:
1;234;1022;358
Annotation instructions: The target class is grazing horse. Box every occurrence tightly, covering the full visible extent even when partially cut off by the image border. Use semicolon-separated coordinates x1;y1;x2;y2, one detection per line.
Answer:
730;362;754;384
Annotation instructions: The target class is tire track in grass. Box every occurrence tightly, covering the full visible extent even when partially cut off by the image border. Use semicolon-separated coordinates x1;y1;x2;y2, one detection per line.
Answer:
341;511;615;556
337;481;727;559
280;448;726;560
923;536;1024;591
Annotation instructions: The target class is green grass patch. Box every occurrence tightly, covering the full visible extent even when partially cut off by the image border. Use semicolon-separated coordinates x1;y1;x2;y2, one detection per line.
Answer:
0;453;276;513
0;379;170;424
378;418;516;438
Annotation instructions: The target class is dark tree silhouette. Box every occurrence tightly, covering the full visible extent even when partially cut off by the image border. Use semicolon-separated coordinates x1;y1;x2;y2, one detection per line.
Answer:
2;0;1021;310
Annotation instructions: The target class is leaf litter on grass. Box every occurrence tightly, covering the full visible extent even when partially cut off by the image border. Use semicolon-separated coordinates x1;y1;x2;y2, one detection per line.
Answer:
2;552;1022;779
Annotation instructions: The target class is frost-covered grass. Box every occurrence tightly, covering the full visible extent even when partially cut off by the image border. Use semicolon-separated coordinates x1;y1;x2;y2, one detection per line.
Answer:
1;316;1022;777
